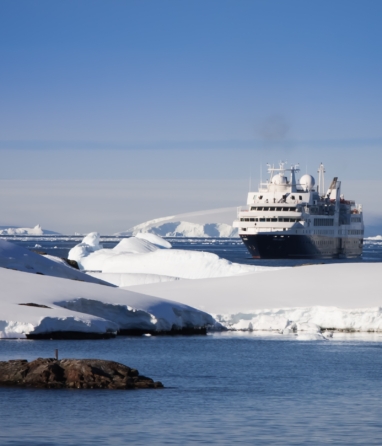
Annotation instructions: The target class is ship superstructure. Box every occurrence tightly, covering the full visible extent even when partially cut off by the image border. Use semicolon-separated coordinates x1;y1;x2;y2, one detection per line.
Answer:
233;163;364;258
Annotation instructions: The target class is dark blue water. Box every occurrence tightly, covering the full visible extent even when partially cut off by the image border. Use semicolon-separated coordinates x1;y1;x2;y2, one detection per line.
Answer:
1;334;382;445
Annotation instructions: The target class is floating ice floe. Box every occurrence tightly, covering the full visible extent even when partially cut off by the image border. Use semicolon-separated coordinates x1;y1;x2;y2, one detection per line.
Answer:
365;235;382;240
68;232;266;281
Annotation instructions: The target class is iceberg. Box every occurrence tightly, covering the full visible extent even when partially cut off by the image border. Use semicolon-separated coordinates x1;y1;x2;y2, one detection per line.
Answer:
116;207;238;237
365;235;382;241
68;232;266;279
0;224;59;235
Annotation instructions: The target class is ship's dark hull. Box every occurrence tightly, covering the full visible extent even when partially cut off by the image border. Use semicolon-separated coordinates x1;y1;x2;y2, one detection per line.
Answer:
241;234;363;259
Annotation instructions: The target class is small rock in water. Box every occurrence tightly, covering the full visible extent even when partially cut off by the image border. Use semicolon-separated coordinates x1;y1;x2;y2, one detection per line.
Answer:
0;358;163;390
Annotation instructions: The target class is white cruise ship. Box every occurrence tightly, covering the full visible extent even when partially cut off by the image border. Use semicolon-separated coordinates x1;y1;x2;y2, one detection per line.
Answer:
233;162;364;259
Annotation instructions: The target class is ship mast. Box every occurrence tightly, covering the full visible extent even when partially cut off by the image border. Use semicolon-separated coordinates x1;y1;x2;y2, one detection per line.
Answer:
318;163;325;196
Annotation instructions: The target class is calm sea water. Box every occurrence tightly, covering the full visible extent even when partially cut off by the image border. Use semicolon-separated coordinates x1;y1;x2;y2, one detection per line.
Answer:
1;334;382;445
1;236;382;444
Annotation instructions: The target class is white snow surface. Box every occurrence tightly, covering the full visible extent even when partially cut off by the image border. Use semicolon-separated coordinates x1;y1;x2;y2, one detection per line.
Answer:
113;237;160;254
0;239;110;285
0;267;217;338
68;233;264;279
131;263;382;334
116;207;238;237
87;272;180;287
365;235;382;240
0;224;59;235
135;232;172;248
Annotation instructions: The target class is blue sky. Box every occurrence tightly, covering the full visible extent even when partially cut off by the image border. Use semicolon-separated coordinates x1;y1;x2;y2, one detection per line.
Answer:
1;1;381;148
0;0;381;231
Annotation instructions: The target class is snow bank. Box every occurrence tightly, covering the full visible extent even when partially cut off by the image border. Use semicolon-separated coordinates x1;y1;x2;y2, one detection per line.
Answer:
215;306;382;334
136;232;172;248
116;207;238;237
0;224;59;235
131;262;382;334
0;239;110;285
0;267;218;338
67;231;103;261
99;250;260;279
87;272;180;287
68;233;263;279
113;237;160;254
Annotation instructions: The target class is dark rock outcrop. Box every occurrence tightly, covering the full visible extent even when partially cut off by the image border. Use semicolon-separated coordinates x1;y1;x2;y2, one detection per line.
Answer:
0;358;163;389
62;258;80;269
19;303;52;309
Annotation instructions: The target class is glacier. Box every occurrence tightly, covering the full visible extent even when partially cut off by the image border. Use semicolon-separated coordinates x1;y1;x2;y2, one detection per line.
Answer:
116;207;238;237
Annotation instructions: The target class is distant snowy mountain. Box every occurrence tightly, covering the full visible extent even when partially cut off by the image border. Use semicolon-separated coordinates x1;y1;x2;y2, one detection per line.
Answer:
116;207;239;237
0;224;60;235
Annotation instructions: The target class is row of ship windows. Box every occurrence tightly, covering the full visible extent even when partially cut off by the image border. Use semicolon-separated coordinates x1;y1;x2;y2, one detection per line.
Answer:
313;218;334;226
256;195;304;201
351;217;362;223
250;206;297;212
345;230;364;235
240;217;301;223
241;228;364;236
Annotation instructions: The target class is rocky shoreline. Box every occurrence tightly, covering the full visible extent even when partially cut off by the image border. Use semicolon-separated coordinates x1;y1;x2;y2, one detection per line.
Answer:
0;358;163;389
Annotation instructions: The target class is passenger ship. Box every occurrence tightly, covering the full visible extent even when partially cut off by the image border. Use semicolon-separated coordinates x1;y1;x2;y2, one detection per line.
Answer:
233;163;364;259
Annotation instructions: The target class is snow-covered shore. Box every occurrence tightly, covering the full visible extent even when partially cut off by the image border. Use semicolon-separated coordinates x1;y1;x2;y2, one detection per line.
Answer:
0;236;218;338
0;268;217;338
130;262;382;336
